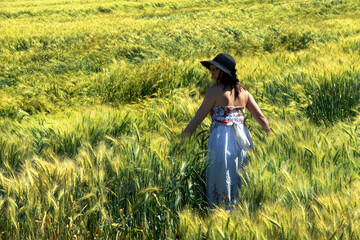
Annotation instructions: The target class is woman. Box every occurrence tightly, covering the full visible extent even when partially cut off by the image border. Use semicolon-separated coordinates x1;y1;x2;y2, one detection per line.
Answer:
181;53;270;209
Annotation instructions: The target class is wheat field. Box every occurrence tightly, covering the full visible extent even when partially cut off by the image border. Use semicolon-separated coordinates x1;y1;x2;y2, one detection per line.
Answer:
0;0;359;239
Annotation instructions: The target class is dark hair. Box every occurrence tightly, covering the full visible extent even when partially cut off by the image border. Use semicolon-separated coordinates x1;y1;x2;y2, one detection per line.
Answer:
218;72;246;100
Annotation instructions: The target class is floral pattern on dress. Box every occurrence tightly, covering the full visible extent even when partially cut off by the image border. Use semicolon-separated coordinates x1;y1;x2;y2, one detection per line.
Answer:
210;106;245;133
211;184;230;206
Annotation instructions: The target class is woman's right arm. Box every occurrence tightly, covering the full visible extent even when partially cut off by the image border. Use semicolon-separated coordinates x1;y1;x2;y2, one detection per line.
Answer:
246;92;270;134
181;86;216;139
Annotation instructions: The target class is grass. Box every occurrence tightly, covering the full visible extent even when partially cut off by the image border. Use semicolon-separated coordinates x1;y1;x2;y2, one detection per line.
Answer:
0;0;359;238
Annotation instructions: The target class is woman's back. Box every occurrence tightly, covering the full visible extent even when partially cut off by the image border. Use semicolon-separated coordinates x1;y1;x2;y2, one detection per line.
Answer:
212;84;248;107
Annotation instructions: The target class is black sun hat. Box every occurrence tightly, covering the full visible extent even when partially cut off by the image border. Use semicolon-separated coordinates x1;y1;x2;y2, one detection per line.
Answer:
200;53;237;78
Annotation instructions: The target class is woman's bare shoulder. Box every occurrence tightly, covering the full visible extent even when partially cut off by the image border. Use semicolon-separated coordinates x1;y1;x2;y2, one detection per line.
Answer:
206;84;223;95
239;87;249;96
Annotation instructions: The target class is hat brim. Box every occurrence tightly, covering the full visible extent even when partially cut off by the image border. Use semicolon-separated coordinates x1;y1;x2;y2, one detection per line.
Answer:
200;60;232;77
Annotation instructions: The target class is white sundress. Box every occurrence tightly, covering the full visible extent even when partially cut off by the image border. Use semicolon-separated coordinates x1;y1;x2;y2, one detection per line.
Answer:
206;106;253;208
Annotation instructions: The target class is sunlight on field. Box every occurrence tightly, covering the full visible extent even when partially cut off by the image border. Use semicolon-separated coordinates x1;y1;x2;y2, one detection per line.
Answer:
0;0;359;238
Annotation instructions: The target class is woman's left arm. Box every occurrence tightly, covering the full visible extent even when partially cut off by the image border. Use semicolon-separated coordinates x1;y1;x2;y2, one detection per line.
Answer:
181;87;216;139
